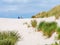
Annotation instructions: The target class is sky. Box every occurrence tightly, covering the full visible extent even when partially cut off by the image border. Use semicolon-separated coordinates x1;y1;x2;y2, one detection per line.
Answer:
0;0;60;18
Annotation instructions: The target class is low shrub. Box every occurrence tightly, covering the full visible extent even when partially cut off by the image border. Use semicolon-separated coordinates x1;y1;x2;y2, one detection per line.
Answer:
32;16;36;18
0;31;20;45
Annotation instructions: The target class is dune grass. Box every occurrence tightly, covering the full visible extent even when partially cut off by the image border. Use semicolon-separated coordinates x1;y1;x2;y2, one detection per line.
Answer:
51;42;59;45
38;21;57;38
0;31;20;45
37;21;45;31
31;20;37;28
56;27;60;40
56;27;60;34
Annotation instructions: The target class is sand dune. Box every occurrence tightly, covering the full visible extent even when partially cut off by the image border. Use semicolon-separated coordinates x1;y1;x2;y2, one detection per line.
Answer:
0;16;59;45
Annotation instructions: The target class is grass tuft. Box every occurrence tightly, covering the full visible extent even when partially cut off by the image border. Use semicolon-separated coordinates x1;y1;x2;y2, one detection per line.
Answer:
0;31;21;45
31;20;37;27
38;21;57;38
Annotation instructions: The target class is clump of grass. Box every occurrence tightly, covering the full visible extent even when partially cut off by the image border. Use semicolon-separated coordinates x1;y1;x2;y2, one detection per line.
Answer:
56;27;60;34
37;21;45;31
38;21;57;38
57;34;60;40
51;42;59;45
0;31;20;45
56;27;60;40
31;20;37;27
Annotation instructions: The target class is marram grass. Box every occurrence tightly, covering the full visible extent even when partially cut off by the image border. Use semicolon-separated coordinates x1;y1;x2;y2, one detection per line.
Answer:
31;20;37;27
56;27;60;40
0;31;21;45
38;21;57;38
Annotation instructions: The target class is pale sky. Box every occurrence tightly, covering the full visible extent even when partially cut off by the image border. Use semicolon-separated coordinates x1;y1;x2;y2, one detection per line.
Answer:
0;0;60;18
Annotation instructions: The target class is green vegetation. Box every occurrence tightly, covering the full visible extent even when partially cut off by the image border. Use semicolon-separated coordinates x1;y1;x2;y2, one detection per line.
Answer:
0;31;20;45
56;27;60;34
31;20;37;27
51;42;59;45
57;34;60;40
37;21;45;31
32;5;60;19
38;21;57;38
56;27;60;39
30;20;60;39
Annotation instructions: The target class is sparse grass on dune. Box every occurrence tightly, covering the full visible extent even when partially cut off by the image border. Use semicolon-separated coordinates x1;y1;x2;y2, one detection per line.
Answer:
32;5;60;19
0;31;21;45
31;20;60;39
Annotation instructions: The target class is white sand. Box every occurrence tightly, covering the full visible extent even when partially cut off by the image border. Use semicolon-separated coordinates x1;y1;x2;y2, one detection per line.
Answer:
0;16;59;45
